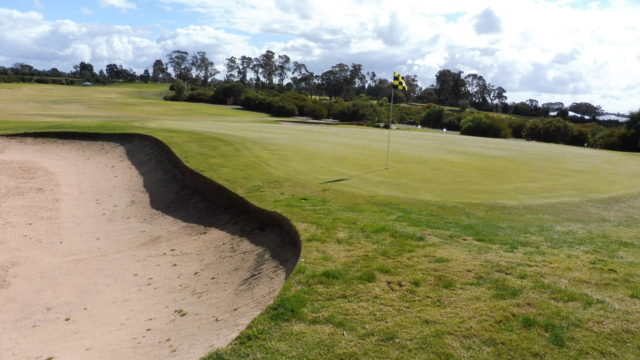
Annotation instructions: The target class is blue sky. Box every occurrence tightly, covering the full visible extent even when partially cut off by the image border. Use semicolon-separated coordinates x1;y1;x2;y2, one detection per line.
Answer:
1;0;640;112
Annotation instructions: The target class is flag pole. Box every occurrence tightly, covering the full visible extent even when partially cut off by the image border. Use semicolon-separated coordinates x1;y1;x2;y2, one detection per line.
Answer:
385;87;394;170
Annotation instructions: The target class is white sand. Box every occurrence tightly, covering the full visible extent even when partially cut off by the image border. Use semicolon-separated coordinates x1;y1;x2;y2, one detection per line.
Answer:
0;137;294;360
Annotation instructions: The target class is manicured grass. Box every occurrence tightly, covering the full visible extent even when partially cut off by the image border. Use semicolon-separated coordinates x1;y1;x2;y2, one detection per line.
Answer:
2;83;640;359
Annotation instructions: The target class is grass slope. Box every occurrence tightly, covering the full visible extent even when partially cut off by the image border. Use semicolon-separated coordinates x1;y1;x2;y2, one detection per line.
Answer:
2;83;640;359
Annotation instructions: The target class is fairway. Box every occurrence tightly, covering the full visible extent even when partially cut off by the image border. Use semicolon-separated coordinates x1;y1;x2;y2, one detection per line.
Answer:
3;84;640;204
1;84;640;359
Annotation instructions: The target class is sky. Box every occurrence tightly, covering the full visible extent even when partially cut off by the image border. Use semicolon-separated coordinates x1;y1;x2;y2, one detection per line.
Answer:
1;0;639;113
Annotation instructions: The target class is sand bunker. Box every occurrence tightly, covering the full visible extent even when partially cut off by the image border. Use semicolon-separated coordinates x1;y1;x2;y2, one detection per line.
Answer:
0;133;300;360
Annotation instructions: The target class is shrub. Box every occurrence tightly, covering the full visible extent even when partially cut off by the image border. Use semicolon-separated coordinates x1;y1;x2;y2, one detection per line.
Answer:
185;88;215;103
331;99;381;123
420;106;446;128
507;117;527;138
240;90;271;112
566;125;590;146
330;101;352;121
443;112;463;131
395;105;424;125
271;100;298;117
351;98;382;123
302;102;328;120
460;114;511;138
523;118;575;144
591;127;637;151
212;82;245;105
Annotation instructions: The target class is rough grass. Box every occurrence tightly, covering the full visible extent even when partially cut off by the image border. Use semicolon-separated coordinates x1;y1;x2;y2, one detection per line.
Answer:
2;83;640;359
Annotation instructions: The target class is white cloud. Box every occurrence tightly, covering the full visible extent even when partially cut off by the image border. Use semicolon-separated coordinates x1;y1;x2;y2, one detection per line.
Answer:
473;8;502;35
99;0;137;11
0;8;254;74
80;7;94;15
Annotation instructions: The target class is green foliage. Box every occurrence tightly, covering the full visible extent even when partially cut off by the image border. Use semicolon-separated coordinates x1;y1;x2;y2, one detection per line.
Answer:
395;105;424;125
212;82;245;105
522;118;575;144
443;112;463;131
460;113;511;138
239;90;297;117
185;88;214;103
420;106;446;128
271;100;298;117
458;99;470;111
591;127;638;151
164;80;188;101
301;102;328;120
507;117;527;138
282;91;328;119
330;97;381;123
626;109;640;132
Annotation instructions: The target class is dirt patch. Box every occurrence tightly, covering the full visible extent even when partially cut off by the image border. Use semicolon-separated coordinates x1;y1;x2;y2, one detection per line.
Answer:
0;133;300;360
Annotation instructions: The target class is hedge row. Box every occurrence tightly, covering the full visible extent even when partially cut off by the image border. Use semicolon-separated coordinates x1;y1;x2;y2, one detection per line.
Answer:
421;108;639;151
0;75;82;85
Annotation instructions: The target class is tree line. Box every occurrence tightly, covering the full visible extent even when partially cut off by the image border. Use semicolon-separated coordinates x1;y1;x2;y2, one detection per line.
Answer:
1;49;638;151
0;49;617;122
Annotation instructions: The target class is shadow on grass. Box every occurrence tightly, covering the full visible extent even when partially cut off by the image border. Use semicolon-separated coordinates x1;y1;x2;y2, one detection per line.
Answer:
320;168;387;184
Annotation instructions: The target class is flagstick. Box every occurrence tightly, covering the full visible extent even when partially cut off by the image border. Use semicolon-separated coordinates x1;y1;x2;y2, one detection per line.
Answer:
385;88;394;170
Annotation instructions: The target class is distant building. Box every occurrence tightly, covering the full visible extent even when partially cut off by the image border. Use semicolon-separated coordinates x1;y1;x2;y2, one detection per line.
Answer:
597;114;628;122
549;111;628;122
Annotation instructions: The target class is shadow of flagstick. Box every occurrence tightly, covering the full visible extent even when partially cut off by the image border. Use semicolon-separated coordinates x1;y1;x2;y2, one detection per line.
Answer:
319;168;388;184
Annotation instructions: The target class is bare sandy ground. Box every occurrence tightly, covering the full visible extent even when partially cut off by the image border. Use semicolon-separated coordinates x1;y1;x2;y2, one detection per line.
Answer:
0;136;297;360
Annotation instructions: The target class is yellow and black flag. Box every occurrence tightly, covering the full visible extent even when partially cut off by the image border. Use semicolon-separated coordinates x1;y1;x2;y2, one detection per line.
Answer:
392;72;407;91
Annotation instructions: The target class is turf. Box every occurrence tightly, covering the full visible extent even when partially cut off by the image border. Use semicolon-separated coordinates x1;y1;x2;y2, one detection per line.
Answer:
2;83;640;359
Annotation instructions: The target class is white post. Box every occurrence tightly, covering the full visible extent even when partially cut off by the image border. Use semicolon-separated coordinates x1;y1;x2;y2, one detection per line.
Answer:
385;88;395;170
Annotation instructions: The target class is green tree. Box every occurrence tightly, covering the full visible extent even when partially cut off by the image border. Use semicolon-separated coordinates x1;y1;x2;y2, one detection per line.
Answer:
291;62;316;94
238;55;253;85
225;56;238;82
258;50;276;89
464;73;489;108
569;102;603;118
625;109;640;150
172;79;188;101
320;63;350;100
73;61;96;82
151;59;171;82
140;69;150;83
190;51;217;86
434;69;468;106
275;54;291;88
625;110;640;132
167;50;192;83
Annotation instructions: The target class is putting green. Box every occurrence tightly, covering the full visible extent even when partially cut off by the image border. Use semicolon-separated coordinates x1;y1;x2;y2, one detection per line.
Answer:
148;119;640;203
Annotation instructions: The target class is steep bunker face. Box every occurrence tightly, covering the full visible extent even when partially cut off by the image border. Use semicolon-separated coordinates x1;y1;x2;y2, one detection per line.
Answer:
0;134;300;360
